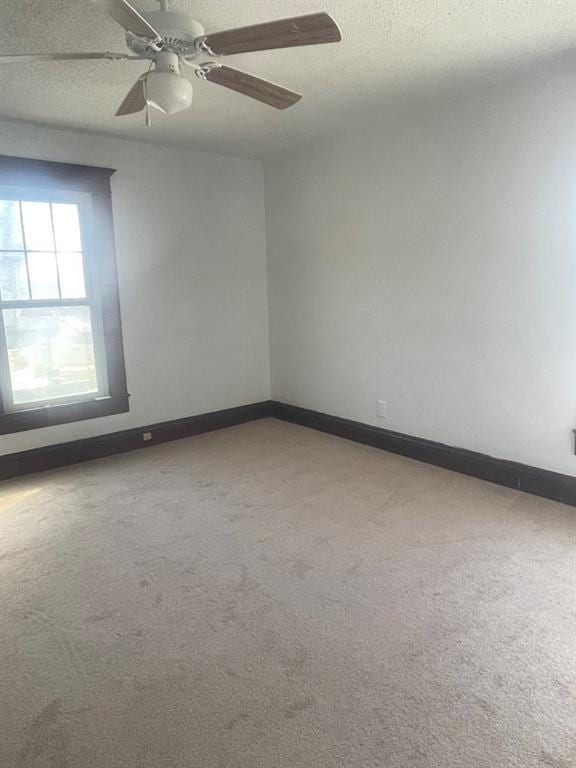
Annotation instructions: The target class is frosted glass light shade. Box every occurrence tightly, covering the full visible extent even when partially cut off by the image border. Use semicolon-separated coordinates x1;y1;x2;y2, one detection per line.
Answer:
145;71;193;115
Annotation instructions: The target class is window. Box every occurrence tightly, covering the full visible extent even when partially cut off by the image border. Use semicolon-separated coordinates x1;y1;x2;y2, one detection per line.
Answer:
0;156;128;434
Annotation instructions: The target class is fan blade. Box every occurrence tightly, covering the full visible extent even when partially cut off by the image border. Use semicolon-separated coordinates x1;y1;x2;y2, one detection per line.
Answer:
203;65;301;110
116;77;146;115
0;52;145;63
202;12;341;56
89;0;162;43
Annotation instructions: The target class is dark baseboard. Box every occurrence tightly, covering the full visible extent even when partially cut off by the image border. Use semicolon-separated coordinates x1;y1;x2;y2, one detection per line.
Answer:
271;402;576;507
0;401;274;481
2;399;574;507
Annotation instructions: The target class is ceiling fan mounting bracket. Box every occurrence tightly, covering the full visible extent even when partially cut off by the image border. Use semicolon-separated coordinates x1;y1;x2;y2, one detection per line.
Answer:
194;37;216;57
125;11;206;57
125;32;162;56
195;61;221;80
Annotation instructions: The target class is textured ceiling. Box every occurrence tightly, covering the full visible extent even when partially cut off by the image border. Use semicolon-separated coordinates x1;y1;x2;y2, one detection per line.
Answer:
0;0;574;158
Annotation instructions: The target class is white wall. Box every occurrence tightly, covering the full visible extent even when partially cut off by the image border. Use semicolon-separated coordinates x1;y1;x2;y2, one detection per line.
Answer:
0;120;270;454
2;56;574;475
265;57;576;475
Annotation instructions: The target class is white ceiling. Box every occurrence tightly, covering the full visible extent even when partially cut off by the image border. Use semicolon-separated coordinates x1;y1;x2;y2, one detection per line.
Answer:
1;0;574;158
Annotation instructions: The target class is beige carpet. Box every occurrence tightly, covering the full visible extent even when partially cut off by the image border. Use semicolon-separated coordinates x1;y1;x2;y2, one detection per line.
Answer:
0;418;574;768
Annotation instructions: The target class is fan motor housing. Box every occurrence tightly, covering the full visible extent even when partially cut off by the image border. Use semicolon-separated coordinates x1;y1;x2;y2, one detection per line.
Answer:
127;12;206;55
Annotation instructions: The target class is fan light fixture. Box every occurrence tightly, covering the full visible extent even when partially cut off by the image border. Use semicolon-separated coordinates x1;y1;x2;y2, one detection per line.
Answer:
0;1;342;123
145;71;193;114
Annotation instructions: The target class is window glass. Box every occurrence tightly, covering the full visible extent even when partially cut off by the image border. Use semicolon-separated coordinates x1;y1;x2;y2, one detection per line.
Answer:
20;201;55;251
27;252;60;299
0;200;24;250
57;252;86;298
0;251;29;300
52;203;82;251
3;306;98;405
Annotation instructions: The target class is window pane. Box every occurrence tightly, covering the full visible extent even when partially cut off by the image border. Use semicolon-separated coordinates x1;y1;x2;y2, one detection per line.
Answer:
0;251;29;300
28;252;60;299
57;252;86;298
52;203;82;251
0;200;24;250
3;306;98;405
20;201;55;251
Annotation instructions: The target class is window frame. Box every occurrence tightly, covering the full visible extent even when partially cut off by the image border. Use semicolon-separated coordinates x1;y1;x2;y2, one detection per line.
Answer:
0;155;129;434
0;186;110;410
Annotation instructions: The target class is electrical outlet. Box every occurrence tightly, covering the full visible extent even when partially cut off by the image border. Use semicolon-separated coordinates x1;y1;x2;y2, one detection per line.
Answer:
142;432;152;442
377;400;387;419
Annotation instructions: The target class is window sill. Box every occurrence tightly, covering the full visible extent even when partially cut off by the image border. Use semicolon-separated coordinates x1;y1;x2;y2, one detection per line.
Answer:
0;394;129;435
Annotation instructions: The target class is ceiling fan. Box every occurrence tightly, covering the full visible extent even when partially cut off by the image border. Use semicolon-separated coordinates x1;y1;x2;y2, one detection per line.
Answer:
0;0;342;123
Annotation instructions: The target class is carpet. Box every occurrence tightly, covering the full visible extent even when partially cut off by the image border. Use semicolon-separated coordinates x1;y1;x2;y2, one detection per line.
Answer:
0;418;574;768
